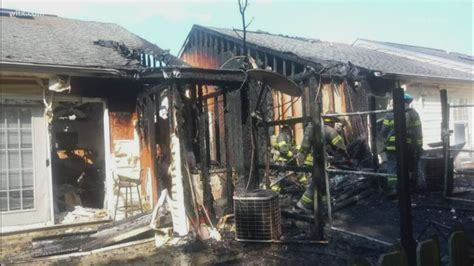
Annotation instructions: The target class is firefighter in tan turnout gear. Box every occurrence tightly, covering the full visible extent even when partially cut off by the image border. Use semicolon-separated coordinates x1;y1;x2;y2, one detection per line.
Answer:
270;125;295;193
270;122;308;193
296;114;348;212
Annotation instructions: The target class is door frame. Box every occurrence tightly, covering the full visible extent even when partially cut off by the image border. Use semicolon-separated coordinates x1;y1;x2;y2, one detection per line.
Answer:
0;94;108;231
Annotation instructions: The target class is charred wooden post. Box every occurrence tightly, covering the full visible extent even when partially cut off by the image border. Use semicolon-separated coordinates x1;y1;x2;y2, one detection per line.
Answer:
393;88;416;265
223;92;234;213
213;95;221;163
226;89;245;192
309;75;325;240
254;83;268;172
440;89;453;196
245;80;260;190
190;84;199;161
149;90;160;199
198;84;217;223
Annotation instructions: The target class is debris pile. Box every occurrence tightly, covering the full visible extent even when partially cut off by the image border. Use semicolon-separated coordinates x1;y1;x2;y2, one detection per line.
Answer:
57;206;108;224
330;175;375;211
30;213;153;258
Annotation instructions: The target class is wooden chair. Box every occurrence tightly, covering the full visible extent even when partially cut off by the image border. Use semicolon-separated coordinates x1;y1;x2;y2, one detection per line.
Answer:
113;169;144;220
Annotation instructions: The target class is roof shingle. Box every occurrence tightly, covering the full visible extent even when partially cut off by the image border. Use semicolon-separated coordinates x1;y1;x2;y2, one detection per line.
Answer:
1;11;185;69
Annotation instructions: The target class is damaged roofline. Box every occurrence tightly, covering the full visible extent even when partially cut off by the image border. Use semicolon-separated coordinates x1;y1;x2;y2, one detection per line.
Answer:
181;25;326;71
0;61;131;78
186;25;474;85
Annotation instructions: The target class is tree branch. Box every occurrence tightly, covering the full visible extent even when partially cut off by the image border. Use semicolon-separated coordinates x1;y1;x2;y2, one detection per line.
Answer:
238;0;248;61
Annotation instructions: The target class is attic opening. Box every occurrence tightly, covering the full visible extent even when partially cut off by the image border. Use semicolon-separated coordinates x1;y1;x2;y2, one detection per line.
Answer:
50;102;107;224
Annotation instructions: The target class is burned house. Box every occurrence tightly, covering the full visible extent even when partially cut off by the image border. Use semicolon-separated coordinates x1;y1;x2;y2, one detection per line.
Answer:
180;25;473;159
0;9;189;230
0;10;174;231
0;8;252;236
1;9;473;266
177;25;474;248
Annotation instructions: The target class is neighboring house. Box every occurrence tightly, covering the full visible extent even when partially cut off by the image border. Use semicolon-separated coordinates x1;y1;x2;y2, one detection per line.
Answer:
353;39;474;162
0;9;186;231
179;25;473;166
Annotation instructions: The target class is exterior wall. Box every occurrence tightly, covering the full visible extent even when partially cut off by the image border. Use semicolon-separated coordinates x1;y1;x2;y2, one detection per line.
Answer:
405;82;474;171
406;82;474;151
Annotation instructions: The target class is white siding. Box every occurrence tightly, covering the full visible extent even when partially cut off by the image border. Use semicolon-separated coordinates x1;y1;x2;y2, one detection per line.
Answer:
407;84;474;153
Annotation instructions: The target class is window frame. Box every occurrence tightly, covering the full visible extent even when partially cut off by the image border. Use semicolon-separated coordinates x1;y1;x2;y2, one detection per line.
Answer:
0;105;37;214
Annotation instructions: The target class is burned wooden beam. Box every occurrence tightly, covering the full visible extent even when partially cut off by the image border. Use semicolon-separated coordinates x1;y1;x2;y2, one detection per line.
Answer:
393;87;416;265
223;92;234;212
197;90;225;101
31;213;153;257
308;75;325;240
262;116;311;127
198;85;217;223
141;68;246;85
214;95;221;163
333;189;373;212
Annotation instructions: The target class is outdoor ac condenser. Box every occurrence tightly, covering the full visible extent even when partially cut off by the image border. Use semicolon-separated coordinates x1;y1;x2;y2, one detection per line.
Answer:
233;189;282;242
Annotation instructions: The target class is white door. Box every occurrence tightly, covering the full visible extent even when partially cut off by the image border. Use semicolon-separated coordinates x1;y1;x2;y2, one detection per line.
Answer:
0;105;52;228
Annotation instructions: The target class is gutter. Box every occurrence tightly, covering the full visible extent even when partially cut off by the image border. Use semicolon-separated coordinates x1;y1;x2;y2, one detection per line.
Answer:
0;61;130;78
381;72;474;86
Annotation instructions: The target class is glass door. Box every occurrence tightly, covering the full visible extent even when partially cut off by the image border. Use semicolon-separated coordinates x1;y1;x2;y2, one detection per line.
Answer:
1;105;52;229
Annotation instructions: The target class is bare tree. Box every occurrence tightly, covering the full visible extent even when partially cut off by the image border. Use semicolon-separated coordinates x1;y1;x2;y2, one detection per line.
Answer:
238;0;254;63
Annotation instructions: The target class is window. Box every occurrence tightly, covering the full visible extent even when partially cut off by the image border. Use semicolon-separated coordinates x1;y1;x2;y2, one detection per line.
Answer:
452;98;471;122
0;106;35;212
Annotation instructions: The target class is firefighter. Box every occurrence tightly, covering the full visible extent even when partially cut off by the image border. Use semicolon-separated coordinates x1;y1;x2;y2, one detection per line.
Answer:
275;125;295;164
296;114;348;212
381;93;423;195
270;124;295;193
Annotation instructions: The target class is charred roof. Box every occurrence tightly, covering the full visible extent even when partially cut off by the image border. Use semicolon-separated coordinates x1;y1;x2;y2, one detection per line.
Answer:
186;25;473;82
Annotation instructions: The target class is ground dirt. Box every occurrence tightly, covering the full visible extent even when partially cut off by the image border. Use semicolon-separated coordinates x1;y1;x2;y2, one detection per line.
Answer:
3;176;473;265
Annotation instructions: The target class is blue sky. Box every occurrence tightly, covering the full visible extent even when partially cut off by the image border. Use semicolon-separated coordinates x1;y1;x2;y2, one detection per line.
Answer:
3;0;473;56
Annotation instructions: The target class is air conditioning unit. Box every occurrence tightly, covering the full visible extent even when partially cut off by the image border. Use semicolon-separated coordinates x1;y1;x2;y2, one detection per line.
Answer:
233;189;281;242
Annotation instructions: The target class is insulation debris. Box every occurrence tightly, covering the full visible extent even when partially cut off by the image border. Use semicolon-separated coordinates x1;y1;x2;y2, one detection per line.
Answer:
57;207;108;224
